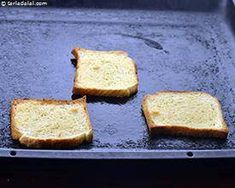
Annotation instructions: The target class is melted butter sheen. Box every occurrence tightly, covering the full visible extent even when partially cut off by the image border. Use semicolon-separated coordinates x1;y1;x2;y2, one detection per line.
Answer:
15;102;89;138
77;52;137;89
147;93;223;129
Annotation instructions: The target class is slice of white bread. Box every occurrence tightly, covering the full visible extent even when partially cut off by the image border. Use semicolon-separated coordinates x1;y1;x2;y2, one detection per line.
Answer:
142;91;228;138
71;47;138;97
11;97;93;148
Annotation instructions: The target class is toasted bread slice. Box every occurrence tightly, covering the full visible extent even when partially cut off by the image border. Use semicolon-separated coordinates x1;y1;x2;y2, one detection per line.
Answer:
71;47;138;97
142;91;228;138
11;97;92;148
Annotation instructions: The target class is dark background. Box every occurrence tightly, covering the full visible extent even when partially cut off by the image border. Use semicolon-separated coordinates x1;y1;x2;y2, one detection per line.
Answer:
1;158;235;187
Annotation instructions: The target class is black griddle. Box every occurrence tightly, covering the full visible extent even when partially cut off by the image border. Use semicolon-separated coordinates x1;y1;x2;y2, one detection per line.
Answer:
0;0;235;159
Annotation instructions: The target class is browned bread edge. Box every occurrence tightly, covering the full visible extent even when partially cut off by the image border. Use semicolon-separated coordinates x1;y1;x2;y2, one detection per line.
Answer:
71;47;139;97
11;96;93;148
142;91;229;139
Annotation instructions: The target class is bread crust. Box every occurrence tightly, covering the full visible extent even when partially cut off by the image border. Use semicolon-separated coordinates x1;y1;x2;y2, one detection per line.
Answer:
142;91;229;139
11;97;93;148
71;47;138;97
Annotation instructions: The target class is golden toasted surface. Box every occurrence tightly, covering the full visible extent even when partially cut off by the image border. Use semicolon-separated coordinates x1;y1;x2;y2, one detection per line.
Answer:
11;97;93;148
72;48;138;97
142;91;228;138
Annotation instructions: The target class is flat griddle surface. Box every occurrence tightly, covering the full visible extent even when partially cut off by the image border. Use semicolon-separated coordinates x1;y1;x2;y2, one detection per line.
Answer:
0;2;235;158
